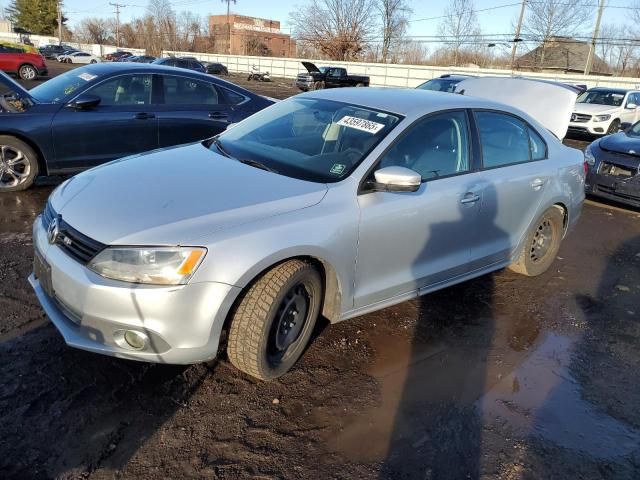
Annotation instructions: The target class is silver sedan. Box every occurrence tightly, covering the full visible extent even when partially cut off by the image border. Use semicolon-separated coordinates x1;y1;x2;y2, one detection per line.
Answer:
30;82;586;380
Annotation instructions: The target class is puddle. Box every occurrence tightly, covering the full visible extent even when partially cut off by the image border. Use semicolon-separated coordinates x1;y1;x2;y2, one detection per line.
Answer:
479;332;640;459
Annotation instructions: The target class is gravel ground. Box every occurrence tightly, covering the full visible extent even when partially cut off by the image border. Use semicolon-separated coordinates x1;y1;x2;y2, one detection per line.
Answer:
1;60;640;479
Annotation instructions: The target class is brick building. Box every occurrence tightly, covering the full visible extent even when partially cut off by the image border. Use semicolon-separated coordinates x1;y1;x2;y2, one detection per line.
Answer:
209;14;296;57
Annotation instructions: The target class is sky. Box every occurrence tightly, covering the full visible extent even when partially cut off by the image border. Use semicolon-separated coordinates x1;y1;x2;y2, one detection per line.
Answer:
61;0;632;44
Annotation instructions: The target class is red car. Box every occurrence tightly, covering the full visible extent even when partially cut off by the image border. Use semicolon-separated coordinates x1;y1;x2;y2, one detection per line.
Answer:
0;43;47;80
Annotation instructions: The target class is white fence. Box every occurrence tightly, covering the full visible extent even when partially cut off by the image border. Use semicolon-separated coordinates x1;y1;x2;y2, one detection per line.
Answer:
163;50;640;90
0;32;144;57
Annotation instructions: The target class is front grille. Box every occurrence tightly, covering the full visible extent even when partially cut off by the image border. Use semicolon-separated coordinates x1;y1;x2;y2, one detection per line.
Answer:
600;161;637;177
571;113;592;123
41;203;105;264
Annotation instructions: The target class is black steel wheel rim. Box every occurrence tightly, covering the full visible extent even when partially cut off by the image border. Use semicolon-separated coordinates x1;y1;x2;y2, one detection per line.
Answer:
530;218;554;263
268;283;311;364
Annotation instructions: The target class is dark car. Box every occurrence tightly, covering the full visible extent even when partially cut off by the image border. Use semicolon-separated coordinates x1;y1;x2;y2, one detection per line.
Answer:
152;57;206;73
416;74;475;93
585;125;640;208
0;64;273;191
39;44;69;59
105;51;132;62
205;62;229;75
124;55;156;63
295;62;369;91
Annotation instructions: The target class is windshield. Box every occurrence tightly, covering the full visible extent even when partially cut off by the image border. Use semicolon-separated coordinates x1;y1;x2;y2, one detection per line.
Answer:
417;78;459;93
214;98;402;183
30;67;99;103
577;90;626;107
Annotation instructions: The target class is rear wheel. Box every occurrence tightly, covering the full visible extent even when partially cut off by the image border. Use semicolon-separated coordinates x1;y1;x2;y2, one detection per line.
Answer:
606;119;621;134
356;82;365;87
509;207;564;276
227;260;322;380
0;136;39;192
18;64;37;80
90;59;97;64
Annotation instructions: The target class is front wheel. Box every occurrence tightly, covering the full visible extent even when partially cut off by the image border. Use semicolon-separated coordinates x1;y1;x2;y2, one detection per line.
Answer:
509;207;564;276
606;119;621;135
90;59;97;64
0;136;39;192
18;64;37;80
227;260;323;380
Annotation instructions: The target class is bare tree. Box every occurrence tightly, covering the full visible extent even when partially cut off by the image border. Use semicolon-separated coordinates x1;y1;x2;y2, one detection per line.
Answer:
375;0;411;63
437;0;479;66
290;0;376;60
522;0;594;67
75;17;114;44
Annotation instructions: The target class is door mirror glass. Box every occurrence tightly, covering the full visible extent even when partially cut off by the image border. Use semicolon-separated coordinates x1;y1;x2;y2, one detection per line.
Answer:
373;166;421;192
67;94;101;110
626;103;637;109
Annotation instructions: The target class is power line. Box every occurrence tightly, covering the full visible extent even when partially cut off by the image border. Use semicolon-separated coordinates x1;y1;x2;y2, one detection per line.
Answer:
109;2;125;48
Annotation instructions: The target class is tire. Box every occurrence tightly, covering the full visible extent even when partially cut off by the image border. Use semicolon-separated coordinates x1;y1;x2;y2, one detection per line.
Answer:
355;82;365;87
606;119;620;135
247;75;253;81
90;59;97;64
18;64;37;80
509;207;564;276
313;81;324;90
227;260;323;381
0;136;39;192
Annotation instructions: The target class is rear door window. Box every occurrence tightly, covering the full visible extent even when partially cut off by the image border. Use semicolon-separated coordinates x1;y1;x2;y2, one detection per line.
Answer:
161;75;219;105
475;111;545;168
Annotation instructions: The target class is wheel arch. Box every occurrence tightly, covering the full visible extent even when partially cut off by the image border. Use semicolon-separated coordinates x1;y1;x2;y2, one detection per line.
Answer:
0;131;48;175
553;201;569;235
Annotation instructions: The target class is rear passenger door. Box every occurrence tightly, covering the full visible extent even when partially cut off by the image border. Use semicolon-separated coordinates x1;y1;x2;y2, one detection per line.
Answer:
156;74;233;147
469;110;553;269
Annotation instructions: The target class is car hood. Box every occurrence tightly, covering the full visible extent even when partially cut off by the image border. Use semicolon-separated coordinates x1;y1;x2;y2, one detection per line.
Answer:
301;61;321;74
456;77;577;139
598;132;640;157
0;71;34;102
573;103;618;115
49;143;328;246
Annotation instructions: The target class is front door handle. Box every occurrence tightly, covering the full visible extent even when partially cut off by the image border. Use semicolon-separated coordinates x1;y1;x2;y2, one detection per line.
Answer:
209;112;230;121
460;193;481;204
134;112;155;120
531;178;546;190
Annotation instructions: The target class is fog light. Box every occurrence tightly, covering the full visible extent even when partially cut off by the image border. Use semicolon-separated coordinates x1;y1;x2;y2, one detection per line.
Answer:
124;330;147;350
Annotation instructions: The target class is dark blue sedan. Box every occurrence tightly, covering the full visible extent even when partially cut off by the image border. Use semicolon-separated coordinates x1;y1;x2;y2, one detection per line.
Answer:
0;63;273;191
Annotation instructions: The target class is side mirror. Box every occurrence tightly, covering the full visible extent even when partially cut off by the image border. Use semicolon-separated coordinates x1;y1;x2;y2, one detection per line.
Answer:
626;103;637;110
67;94;101;110
371;166;421;193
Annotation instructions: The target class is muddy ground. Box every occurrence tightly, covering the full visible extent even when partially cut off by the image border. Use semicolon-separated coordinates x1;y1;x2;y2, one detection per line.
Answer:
1;62;640;479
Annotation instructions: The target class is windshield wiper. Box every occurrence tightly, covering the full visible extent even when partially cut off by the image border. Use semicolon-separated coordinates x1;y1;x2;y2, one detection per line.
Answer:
209;137;233;158
237;158;278;173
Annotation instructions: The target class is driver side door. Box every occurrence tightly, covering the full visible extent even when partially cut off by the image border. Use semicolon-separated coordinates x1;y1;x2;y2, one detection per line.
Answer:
50;73;158;171
354;110;481;308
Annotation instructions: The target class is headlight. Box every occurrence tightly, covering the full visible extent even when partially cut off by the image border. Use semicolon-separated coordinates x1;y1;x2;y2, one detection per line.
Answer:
594;114;611;122
88;247;206;285
584;144;596;165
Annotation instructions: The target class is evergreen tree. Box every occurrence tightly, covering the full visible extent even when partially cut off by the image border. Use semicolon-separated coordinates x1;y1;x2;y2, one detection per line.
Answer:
6;0;64;36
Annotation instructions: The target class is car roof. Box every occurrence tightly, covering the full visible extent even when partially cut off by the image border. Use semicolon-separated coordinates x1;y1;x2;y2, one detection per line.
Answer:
70;63;258;97
299;87;513;118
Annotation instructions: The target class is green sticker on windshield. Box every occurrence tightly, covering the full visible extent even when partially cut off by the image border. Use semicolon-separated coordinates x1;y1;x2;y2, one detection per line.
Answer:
330;164;346;175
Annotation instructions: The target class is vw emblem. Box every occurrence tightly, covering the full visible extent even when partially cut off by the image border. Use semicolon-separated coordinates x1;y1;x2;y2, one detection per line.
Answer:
47;216;60;244
571;113;577;122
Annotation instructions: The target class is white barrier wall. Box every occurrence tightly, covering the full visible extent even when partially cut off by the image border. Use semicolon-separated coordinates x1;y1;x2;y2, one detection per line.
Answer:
163;50;640;90
0;32;145;57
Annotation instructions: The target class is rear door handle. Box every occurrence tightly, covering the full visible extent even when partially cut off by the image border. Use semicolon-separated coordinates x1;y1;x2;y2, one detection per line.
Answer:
209;112;230;121
531;178;546;190
460;193;481;204
134;112;155;120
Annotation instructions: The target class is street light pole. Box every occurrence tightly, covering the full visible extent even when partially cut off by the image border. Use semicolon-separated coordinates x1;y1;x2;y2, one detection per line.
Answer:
57;0;62;45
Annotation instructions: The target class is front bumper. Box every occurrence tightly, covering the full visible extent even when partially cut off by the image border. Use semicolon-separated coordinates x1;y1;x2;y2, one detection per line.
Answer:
30;217;241;364
568;122;608;136
586;170;640;208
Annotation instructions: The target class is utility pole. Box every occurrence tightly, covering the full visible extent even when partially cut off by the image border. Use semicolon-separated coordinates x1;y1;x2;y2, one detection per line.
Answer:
57;0;62;45
109;3;125;49
510;0;527;70
584;0;605;75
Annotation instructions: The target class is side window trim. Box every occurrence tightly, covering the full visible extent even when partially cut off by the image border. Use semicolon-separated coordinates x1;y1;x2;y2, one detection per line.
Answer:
358;108;474;194
472;108;549;171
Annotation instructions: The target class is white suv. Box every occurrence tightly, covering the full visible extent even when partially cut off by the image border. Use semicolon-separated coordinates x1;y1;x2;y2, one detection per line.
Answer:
568;87;640;136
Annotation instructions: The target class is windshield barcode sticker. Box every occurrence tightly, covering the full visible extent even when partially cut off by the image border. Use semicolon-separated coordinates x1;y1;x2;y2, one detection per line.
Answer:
337;116;385;134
